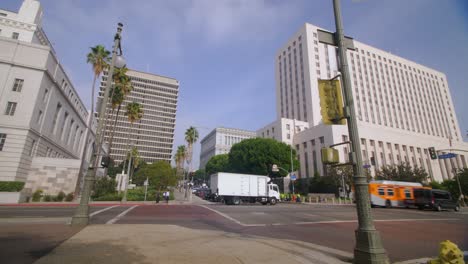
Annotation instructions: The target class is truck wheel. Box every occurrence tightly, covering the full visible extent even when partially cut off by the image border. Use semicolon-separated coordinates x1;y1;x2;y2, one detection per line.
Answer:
232;196;241;205
269;197;277;205
436;204;442;212
454;205;460;212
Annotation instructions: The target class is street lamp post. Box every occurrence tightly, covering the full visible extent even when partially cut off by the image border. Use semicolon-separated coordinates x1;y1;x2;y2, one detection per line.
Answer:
332;1;389;263
71;23;126;226
272;164;294;194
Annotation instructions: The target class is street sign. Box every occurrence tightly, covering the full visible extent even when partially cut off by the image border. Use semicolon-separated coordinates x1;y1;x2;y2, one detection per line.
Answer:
363;164;371;169
438;153;456;159
290;174;297;181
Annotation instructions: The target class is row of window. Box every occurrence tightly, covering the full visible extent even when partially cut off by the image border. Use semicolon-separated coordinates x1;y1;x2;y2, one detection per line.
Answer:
349;49;458;140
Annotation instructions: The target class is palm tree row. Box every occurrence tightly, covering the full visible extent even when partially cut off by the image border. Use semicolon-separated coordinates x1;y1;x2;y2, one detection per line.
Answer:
86;45;142;167
172;127;199;198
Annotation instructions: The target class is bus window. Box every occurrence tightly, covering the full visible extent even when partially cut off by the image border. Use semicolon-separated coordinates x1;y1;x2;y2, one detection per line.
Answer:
378;188;385;196
404;189;411;199
387;189;394;196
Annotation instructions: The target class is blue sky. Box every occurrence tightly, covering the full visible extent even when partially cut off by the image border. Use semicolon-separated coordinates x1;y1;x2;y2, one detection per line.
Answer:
3;0;468;169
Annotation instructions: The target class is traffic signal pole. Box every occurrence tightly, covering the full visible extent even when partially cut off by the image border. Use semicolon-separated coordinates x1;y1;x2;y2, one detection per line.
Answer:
332;1;389;263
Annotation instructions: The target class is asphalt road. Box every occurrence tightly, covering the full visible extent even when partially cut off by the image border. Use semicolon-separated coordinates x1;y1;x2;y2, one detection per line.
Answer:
1;203;467;263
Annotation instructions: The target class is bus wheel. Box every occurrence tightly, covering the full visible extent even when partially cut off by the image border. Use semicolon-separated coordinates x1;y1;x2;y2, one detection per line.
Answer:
385;200;392;208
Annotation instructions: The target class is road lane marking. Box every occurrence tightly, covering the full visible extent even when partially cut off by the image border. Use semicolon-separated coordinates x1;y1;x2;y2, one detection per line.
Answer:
90;205;119;217
106;205;138;224
198;205;461;227
295;218;459;225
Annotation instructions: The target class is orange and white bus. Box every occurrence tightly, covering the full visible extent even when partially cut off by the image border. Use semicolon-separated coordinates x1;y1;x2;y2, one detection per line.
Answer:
368;180;429;208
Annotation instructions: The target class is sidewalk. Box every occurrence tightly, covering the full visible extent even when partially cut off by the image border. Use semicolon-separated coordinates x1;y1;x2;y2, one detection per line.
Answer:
34;224;353;264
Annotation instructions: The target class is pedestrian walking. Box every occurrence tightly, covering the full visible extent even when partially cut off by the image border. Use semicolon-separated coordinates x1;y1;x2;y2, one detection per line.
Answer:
164;191;170;203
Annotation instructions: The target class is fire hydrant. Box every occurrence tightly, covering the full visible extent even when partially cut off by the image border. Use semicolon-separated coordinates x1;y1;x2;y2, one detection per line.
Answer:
427;240;464;264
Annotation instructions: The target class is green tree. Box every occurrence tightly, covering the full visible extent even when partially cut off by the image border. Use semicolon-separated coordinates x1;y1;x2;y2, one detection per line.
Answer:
228;138;299;176
205;154;230;176
174;145;186;181
441;168;468;202
92;177;117;199
193;169;207;184
375;163;429;183
133;161;177;191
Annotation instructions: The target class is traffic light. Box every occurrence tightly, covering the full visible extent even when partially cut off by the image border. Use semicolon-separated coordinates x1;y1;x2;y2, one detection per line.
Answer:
428;147;437;160
321;147;340;164
101;156;111;168
318;79;346;125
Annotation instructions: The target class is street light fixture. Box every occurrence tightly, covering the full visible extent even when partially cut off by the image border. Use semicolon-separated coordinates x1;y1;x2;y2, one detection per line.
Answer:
71;23;125;226
331;1;389;263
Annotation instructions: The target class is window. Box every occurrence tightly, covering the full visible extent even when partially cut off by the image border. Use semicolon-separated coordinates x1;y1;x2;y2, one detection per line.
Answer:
387;189;394;196
404;189;411;199
12;79;24;92
5;102;17;116
29;140;36;156
0;133;6;151
319;136;324;144
12;32;19;39
43;89;49;102
37;110;43;124
311;139;315;146
51;103;62;133
286;124;290;130
287;133;291;139
378;188;385;196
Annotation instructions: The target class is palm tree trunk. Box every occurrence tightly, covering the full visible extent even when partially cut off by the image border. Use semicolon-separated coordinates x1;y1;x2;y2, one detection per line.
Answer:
108;103;122;158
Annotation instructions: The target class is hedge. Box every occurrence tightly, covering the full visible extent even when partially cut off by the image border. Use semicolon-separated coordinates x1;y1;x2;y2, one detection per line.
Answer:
0;181;25;192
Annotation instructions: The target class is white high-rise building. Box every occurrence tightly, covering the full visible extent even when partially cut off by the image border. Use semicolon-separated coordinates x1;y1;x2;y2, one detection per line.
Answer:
0;0;96;200
269;23;468;182
100;69;179;164
199;127;256;169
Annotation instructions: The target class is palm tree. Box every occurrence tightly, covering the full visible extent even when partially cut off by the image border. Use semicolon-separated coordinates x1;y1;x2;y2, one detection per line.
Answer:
174;145;186;182
74;45;110;198
122;102;143;202
184;127;199;197
107;67;133;157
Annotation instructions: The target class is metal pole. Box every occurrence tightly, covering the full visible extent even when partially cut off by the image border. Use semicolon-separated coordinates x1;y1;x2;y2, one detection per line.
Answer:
332;1;388;263
71;23;123;226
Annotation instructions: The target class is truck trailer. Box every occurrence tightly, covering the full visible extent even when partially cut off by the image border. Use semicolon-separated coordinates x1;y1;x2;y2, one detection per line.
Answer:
210;172;280;205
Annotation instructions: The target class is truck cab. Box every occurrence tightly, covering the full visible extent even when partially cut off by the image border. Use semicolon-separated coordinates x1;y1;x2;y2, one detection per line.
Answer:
267;183;280;201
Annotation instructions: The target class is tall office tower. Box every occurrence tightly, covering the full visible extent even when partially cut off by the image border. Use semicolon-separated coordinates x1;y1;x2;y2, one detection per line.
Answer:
272;23;467;181
0;0;96;199
100;69;179;164
199;127;256;169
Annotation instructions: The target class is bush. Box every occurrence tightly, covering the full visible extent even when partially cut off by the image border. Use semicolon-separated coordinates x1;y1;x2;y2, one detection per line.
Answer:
0;181;25;192
92;177;117;199
43;194;52;202
65;192;74;202
55;191;66;202
32;189;43;202
93;193;122;201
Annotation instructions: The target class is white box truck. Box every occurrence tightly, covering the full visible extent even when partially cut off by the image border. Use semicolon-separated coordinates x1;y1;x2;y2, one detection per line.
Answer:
210;172;280;205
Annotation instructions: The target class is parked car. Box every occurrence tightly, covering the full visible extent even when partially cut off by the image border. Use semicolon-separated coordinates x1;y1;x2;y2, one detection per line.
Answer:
414;189;460;212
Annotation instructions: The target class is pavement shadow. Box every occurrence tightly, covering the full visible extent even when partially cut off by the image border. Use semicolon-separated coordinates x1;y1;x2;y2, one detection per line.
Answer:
0;224;83;264
34;239;152;264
